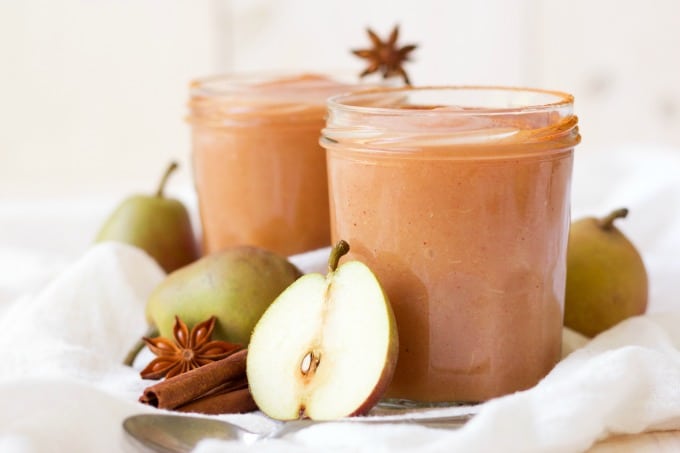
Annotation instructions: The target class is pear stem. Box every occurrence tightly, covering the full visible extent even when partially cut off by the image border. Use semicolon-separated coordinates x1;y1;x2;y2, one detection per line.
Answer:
123;325;159;367
328;240;350;272
598;208;629;230
155;161;179;198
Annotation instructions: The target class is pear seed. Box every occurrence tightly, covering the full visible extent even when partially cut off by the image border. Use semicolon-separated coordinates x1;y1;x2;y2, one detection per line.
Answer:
300;351;321;375
301;352;312;374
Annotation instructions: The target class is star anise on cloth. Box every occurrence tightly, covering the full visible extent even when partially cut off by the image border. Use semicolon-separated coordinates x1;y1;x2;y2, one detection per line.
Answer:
352;25;418;86
140;316;242;380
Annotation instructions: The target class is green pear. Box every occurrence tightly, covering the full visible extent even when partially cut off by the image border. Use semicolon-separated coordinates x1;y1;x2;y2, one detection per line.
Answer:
145;246;302;347
95;162;199;273
247;240;399;420
564;208;648;337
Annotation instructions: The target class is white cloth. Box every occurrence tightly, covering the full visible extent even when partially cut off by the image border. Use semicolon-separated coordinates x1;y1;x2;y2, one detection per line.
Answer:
1;144;680;453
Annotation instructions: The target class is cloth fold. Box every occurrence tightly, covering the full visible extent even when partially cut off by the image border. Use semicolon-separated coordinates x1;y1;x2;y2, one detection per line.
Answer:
193;313;680;453
1;242;679;453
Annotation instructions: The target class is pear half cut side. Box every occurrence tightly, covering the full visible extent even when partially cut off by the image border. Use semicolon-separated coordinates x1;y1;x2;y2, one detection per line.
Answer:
246;260;399;421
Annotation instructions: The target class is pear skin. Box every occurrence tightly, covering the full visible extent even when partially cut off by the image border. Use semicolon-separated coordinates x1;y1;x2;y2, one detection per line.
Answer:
95;162;200;273
564;208;648;337
146;246;302;346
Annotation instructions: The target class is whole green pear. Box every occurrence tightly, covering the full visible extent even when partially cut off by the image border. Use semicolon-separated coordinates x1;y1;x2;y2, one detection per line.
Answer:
564;208;648;337
95;162;199;273
146;246;302;346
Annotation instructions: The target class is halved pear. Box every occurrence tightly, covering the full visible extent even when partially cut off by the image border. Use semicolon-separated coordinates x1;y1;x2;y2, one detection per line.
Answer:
246;241;399;420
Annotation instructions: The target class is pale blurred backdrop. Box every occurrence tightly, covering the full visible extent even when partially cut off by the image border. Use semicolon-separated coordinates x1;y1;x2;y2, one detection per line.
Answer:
2;0;680;310
2;0;679;199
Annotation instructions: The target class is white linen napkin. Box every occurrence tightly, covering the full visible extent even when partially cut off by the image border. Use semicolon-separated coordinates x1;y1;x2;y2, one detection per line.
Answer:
0;241;678;453
1;143;680;452
194;315;680;453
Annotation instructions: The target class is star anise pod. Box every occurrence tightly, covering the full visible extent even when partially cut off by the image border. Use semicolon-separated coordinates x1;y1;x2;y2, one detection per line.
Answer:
140;315;242;380
352;25;417;86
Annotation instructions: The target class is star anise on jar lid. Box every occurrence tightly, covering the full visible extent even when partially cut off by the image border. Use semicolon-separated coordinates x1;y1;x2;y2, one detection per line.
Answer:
352;25;418;86
140;315;242;380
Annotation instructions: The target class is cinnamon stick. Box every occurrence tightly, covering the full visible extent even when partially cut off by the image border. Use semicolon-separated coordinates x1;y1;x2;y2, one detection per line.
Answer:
140;348;249;412
176;386;257;415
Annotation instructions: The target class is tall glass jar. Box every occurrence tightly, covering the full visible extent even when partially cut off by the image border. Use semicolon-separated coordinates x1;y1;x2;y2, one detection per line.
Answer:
188;73;360;257
321;86;580;404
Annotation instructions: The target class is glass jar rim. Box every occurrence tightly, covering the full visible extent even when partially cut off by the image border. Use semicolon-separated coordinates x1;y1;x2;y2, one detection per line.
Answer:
191;71;315;96
326;85;575;117
190;70;383;98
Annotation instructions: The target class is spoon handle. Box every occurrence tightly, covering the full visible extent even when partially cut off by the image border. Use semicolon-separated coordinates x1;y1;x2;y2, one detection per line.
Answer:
273;413;473;438
380;413;473;426
123;411;474;452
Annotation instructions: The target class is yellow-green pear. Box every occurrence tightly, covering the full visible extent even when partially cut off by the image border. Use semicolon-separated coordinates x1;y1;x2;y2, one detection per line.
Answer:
564;208;648;337
95;162;199;273
145;246;302;346
247;240;399;420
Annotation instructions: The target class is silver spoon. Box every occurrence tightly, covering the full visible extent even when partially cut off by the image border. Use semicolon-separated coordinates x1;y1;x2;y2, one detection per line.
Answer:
123;412;473;452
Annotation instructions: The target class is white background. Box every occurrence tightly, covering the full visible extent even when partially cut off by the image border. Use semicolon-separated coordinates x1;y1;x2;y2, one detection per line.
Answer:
1;0;679;199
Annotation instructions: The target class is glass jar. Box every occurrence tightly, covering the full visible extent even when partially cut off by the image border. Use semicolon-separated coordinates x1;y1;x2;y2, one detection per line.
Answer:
321;86;581;404
187;73;360;257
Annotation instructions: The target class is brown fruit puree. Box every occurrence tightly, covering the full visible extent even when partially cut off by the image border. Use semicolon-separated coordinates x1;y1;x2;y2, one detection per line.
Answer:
322;87;580;402
188;74;358;256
